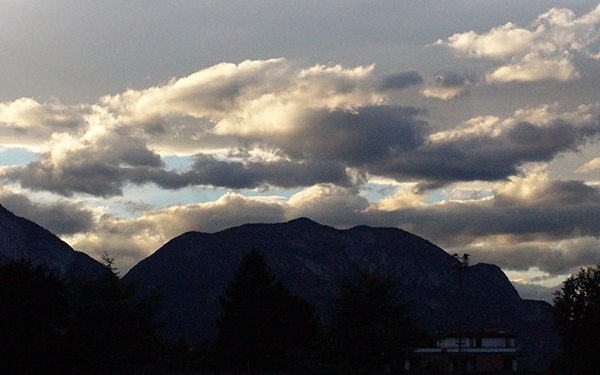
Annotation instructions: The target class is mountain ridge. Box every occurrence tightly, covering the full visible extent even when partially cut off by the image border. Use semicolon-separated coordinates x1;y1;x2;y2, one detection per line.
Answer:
123;217;558;370
0;205;558;371
0;204;105;278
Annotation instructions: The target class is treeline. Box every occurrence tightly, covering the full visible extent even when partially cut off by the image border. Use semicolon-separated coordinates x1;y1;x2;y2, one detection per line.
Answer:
0;256;163;375
0;250;428;374
8;249;600;374
197;248;429;373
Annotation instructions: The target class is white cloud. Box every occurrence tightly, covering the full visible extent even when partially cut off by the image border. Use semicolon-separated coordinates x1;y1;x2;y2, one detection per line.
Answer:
422;85;468;100
100;59;383;141
437;5;600;82
0;98;89;150
576;157;600;173
486;52;578;83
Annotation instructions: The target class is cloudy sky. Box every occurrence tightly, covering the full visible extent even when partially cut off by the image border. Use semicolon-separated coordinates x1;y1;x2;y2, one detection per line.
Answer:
2;0;600;301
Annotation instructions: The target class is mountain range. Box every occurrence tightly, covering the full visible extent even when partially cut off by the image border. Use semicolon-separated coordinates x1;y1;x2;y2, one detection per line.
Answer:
0;204;558;370
0;204;105;278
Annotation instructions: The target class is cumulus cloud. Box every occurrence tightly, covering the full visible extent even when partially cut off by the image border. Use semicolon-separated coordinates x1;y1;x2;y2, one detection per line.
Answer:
464;237;600;277
2;58;600;198
126;155;352;190
405;104;600;189
1;60;400;196
2;56;600;280
422;71;476;100
0;98;89;149
287;184;370;226
67;193;288;271
436;5;600;82
0;190;94;235
5;164;600;276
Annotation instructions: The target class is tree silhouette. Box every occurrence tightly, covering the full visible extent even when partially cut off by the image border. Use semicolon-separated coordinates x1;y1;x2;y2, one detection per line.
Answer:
0;259;69;374
553;265;600;374
328;266;425;373
0;256;164;375
214;248;318;371
65;254;164;375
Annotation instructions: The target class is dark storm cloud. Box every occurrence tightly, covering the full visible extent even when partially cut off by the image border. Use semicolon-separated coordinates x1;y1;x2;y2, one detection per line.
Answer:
379;71;423;90
126;155;351;190
262;104;600;190
383;118;600;190
2;135;164;197
385;199;600;246
468;242;600;277
4;160;124;197
495;179;600;207
277;105;428;166
4;103;599;196
0;192;94;235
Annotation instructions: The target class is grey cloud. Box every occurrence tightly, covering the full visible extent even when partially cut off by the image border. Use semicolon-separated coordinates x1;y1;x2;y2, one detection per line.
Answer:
431;72;476;88
386;118;600;189
126;155;352;190
4;160;124;197
4;102;600;198
381;200;600;248
267;105;600;189
495;179;600;207
467;242;600;277
379;71;423;90
277;105;428;167
334;179;600;246
2;134;164;197
0;192;94;235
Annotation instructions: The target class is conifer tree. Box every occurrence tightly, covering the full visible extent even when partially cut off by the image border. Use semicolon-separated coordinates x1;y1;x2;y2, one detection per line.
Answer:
214;248;318;371
328;266;425;373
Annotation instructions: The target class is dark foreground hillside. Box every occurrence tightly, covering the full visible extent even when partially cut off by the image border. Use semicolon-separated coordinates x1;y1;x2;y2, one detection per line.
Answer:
124;218;559;371
0;204;106;278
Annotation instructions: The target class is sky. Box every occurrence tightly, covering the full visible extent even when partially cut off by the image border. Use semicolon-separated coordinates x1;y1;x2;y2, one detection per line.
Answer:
2;0;600;301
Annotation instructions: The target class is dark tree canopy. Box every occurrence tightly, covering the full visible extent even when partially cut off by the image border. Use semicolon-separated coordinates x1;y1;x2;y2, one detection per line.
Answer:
65;255;164;375
553;265;600;374
214;248;319;371
0;259;69;374
0;257;163;375
328;266;425;373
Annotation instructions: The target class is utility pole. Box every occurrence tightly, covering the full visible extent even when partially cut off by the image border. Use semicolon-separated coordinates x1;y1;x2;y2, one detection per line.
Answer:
453;253;469;374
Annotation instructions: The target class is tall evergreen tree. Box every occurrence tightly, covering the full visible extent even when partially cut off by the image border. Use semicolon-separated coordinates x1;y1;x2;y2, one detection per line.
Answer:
328;266;425;373
65;254;164;375
214;248;318;371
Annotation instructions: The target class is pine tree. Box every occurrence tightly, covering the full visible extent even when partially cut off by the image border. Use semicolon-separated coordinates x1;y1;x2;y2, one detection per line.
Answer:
328;266;425;373
214;249;318;371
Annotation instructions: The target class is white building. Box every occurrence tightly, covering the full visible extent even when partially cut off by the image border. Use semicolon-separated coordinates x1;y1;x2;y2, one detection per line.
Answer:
406;327;522;373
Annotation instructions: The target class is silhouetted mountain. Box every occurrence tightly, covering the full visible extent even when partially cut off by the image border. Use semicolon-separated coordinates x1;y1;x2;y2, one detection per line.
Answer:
124;218;558;370
0;204;105;279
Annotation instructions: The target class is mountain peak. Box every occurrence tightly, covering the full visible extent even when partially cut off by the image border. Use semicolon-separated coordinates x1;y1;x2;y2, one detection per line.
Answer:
124;219;557;370
0;205;105;279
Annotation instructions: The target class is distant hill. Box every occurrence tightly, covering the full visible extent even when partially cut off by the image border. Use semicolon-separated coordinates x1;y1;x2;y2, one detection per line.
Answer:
0;204;105;279
124;218;559;371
